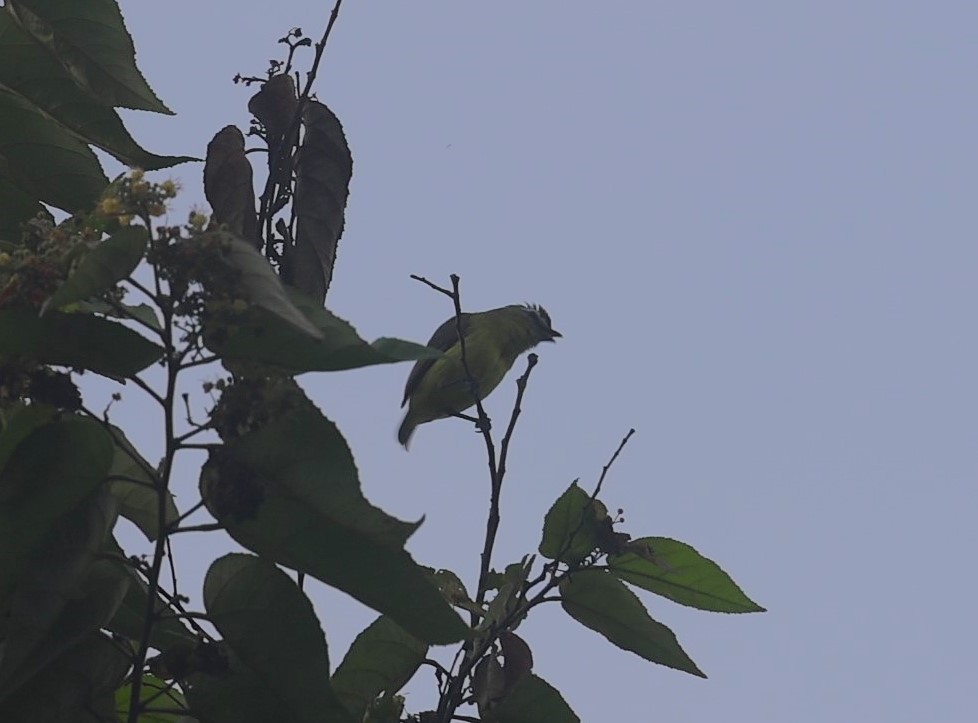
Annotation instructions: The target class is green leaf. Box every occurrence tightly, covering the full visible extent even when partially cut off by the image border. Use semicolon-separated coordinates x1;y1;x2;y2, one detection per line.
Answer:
610;537;766;614
217;287;442;373
0;416;113;604
201;406;468;645
0;152;43;241
7;0;172;114
0;494;125;701
106;424;178;541
331;616;427;720
42;226;147;313
489;674;580;723
0;632;130;721
115;673;188;722
0;11;191;170
205;231;323;338
204;554;352;723
539;482;601;564
76;298;162;330
0;309;163;378
0;402;57;477
0;84;107;219
559;570;706;678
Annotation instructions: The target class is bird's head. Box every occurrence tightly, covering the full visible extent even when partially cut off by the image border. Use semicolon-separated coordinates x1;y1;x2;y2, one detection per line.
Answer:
522;304;562;342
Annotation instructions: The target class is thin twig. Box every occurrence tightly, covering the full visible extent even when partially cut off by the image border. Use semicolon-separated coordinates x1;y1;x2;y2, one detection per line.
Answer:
475;354;538;607
592;428;636;500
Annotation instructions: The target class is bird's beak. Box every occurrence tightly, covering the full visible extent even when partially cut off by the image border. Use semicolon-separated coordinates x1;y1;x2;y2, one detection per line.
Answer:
549;330;562;340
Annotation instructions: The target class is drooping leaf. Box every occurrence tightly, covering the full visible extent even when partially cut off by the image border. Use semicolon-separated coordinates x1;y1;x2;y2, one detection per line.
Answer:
194;231;322;339
42;225;148;313
488;673;580;723
0;84;107;221
286;101;352;304
217;287;441;373
559;570;705;678
0;632;130;722
0;416;113;603
539;482;602;564
6;0;172;114
0;11;191;170
610;537;766;614
331;616;427;721
201;406;468;645
247;73;297;159
0;493;124;701
0;309;163;378
204;554;352;723
204;126;258;245
105;424;178;541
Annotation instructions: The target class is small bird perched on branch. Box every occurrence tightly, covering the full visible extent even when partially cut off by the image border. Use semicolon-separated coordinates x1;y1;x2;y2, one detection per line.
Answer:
398;304;561;448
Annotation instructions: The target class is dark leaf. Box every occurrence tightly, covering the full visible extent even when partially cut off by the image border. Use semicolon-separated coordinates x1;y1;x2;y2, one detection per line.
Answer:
0;416;113;603
42;226;148;314
539;482;603;564
187;645;299;723
0;84;107;221
500;631;533;690
204;553;352;723
610;537;766;613
0;152;43;241
204;126;258;246
247;73;297;156
285;101;352;304
0;494;124;701
201;406;468;645
560;570;706;678
0;11;192;169
489;674;580;723
0;309;163;378
0;402;56;478
331;616;427;721
0;632;129;722
472;654;506;718
105;424;178;541
7;0;172;113
216;286;440;373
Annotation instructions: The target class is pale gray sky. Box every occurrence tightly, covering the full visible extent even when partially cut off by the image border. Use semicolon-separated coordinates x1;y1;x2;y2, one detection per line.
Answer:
104;1;978;720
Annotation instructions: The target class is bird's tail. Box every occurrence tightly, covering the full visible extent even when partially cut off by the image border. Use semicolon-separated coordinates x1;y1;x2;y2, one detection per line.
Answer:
397;412;416;449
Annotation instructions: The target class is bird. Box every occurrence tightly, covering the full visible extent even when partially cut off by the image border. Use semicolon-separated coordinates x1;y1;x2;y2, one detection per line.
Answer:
398;304;561;448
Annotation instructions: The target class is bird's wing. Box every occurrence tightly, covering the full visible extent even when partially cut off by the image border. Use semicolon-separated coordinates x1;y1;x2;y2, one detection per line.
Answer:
401;313;471;406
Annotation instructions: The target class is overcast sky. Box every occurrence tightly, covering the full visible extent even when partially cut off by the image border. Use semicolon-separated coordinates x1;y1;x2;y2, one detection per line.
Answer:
100;1;978;720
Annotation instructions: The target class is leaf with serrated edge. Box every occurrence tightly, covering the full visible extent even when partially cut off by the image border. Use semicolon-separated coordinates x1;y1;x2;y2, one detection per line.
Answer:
43;226;147;313
610;537;766;613
490;673;580;723
560;569;706;678
331;616;426;720
201;407;468;645
539;482;600;563
204;554;352;723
